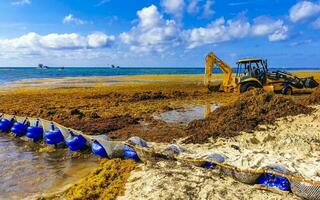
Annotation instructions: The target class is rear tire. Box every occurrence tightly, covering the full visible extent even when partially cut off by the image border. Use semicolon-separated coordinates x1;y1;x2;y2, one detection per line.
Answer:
282;86;293;95
240;82;262;93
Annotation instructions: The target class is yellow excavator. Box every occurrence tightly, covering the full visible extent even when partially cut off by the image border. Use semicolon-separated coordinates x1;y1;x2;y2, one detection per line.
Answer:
204;52;319;94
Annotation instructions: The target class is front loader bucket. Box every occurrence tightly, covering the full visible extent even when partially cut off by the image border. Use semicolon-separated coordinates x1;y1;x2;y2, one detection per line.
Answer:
302;77;319;89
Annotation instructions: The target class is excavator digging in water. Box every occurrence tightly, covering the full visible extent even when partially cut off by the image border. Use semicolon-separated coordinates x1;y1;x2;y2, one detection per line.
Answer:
204;52;319;94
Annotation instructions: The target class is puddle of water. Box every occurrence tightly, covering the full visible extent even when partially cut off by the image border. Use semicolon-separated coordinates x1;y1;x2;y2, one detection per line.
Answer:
153;104;218;124
0;136;99;200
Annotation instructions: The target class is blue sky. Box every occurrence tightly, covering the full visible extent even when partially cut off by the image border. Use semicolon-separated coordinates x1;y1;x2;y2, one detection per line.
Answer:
0;0;320;68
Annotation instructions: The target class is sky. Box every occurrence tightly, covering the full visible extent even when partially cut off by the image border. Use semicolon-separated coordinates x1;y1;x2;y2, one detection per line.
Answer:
0;0;320;68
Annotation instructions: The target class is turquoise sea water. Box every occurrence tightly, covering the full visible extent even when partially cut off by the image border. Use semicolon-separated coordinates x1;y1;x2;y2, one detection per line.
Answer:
0;67;319;84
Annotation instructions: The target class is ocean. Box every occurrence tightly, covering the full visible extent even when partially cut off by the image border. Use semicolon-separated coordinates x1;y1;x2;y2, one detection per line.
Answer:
0;67;319;84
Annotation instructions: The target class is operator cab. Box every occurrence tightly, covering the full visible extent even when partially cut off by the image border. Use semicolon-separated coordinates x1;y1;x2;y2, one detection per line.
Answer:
236;58;268;84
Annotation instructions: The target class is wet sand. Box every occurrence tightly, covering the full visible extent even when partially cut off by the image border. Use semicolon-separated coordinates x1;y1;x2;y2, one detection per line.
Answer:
0;72;319;199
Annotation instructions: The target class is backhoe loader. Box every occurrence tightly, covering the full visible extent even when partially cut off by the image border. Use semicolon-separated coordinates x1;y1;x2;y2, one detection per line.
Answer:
204;52;319;94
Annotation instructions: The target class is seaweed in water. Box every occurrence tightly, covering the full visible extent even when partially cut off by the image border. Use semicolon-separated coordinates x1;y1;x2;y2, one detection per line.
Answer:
62;159;136;200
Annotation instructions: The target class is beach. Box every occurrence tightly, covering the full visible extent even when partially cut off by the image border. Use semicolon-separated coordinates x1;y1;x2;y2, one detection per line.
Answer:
0;72;320;199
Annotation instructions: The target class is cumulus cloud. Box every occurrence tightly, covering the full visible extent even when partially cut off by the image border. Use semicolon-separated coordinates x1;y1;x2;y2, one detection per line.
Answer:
63;14;88;25
268;26;289;41
183;17;250;48
120;5;288;51
120;5;181;53
289;1;320;22
0;32;115;52
11;0;31;6
161;0;185;18
251;17;289;41
202;0;215;18
186;0;215;18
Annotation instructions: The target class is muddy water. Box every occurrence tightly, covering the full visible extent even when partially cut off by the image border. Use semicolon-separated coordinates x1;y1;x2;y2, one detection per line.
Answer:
153;104;218;124
0;136;99;200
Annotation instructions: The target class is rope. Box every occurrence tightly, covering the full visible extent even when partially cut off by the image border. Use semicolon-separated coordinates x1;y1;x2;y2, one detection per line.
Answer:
128;143;320;186
1;113;320;199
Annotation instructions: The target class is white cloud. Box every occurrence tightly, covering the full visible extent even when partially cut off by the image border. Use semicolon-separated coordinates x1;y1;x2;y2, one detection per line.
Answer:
289;1;320;22
203;0;215;18
183;17;250;48
251;17;289;41
63;14;88;25
96;0;110;6
121;5;288;51
268;26;289;41
187;0;199;14
137;5;163;29
312;16;320;28
88;32;115;48
186;0;215;18
11;0;30;6
120;5;181;53
0;32;115;51
161;0;185;18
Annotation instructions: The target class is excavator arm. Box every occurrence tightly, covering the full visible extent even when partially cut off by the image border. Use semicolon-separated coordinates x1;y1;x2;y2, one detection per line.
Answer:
204;52;234;92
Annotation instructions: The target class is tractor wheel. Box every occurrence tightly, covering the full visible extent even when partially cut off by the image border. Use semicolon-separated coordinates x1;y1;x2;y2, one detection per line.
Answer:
240;82;262;93
281;86;293;95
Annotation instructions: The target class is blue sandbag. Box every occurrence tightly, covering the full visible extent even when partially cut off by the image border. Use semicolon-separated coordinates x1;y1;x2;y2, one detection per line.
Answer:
123;145;140;161
0;119;14;132
26;126;44;139
11;122;28;136
45;123;64;145
68;141;86;151
45;129;63;140
127;136;148;147
202;153;225;169
257;165;291;191
66;133;87;151
45;136;64;145
92;141;108;158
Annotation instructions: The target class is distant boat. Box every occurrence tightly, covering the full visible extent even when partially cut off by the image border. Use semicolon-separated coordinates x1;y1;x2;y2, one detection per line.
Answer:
111;64;120;68
58;66;65;71
37;64;49;69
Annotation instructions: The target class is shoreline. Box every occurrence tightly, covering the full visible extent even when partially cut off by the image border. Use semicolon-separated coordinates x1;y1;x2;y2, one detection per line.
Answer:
1;70;320;89
0;73;320;199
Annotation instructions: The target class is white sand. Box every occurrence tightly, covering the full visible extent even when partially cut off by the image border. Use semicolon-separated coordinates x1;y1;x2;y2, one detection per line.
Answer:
118;106;320;200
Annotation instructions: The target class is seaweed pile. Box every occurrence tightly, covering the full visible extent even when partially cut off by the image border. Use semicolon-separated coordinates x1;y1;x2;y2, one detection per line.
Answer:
63;115;140;135
60;159;136;200
186;90;314;143
303;87;320;105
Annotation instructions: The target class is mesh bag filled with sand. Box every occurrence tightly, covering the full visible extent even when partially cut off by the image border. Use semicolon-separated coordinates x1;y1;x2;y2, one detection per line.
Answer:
290;179;320;200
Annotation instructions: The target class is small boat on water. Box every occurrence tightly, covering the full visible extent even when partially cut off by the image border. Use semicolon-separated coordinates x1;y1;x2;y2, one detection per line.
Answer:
111;64;120;68
37;64;49;69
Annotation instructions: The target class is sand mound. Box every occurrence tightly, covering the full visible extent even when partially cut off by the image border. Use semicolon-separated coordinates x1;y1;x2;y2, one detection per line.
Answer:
186;90;313;143
303;86;320;105
119;161;298;200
